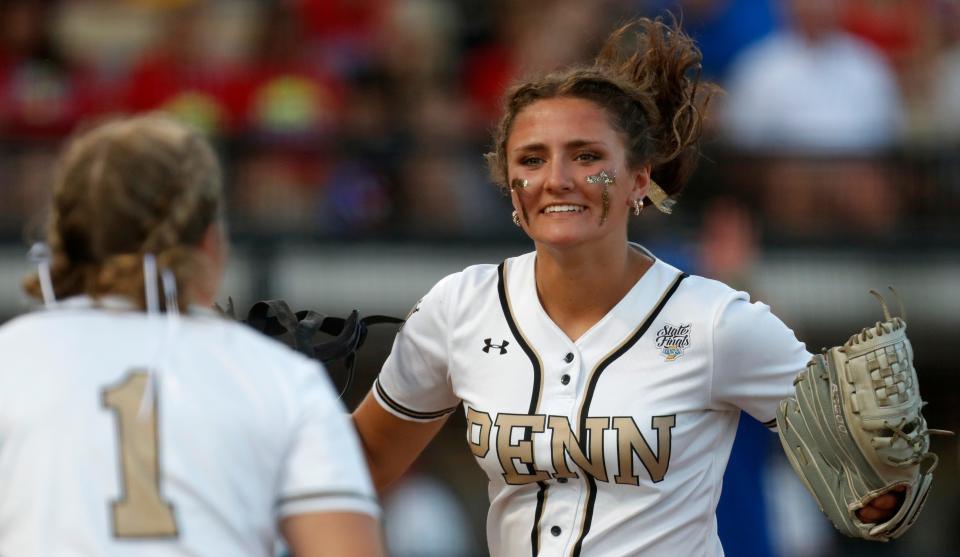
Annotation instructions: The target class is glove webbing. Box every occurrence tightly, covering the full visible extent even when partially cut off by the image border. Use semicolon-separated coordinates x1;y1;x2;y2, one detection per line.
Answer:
244;299;404;398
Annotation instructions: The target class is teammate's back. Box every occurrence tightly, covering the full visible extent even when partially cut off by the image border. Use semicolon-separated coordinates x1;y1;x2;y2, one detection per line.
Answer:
0;301;376;555
2;114;385;556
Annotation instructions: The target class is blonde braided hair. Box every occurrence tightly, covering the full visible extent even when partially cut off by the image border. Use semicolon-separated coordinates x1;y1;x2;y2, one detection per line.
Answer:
24;114;223;310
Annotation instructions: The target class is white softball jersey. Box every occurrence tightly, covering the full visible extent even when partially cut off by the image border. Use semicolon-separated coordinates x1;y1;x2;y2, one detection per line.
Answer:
374;248;811;557
0;296;378;556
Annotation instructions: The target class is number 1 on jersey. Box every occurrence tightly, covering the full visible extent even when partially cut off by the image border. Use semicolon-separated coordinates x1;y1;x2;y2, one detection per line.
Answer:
102;371;178;538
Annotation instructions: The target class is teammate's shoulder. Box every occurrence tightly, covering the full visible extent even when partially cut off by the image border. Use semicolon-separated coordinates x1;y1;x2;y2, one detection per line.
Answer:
0;305;113;341
0;310;48;343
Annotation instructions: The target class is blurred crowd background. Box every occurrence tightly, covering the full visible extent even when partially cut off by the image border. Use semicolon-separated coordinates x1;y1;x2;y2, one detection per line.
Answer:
0;0;958;556
1;0;959;240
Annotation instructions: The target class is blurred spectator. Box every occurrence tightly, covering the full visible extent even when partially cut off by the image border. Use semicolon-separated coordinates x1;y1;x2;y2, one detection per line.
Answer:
231;148;327;233
837;0;959;145
375;0;461;85
840;0;928;71
646;0;778;80
721;0;904;235
928;1;960;142
382;474;474;557
321;159;393;234
722;0;902;153
237;1;345;142
401;79;517;235
122;3;246;135
755;155;902;235
463;0;618;123
0;0;957;242
292;0;388;76
397;149;495;235
0;0;96;138
0;145;57;236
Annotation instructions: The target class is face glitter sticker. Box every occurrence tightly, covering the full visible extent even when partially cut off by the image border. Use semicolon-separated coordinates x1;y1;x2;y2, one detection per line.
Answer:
509;178;532;225
585;170;615;186
586;170;616;225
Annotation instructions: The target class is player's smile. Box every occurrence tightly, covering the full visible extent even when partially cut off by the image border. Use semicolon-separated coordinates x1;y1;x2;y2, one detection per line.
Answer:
541;203;587;215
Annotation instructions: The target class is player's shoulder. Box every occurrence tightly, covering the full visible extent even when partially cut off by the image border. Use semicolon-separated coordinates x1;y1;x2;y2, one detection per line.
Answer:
657;264;752;325
645;251;742;305
675;272;746;304
673;271;796;342
425;253;527;298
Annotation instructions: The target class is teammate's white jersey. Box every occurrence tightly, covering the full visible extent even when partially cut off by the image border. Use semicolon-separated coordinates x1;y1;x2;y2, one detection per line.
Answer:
0;296;378;556
373;248;810;557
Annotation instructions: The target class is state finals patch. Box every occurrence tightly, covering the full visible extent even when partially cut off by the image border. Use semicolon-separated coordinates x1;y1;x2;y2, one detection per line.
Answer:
655;323;691;361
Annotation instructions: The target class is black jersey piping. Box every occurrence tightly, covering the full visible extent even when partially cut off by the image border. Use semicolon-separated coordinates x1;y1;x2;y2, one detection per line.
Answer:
497;261;548;556
570;272;688;557
374;379;458;420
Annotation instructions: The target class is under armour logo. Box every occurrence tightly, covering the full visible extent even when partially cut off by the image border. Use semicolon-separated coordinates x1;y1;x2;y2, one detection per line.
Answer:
482;338;509;354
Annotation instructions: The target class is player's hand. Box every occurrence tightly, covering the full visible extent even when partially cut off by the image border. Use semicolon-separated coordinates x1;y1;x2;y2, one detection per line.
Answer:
855;486;905;523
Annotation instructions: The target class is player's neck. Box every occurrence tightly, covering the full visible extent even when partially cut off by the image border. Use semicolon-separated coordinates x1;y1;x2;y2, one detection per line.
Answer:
533;241;651;341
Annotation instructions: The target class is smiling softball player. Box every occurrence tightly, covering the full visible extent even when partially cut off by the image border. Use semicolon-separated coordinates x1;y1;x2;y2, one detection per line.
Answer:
352;17;946;557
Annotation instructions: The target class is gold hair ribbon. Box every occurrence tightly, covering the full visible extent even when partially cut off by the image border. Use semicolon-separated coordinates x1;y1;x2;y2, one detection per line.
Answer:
646;180;675;214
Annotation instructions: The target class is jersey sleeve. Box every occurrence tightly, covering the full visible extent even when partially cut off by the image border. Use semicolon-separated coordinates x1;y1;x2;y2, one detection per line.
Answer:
372;273;461;422
710;291;812;429
276;360;380;519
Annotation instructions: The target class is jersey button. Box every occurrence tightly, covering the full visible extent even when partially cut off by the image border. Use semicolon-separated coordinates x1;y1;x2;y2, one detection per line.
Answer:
560;374;571;385
564;352;574;363
551;526;562;537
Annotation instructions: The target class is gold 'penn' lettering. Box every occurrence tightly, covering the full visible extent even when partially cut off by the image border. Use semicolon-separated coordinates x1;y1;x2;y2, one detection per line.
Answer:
470;410;676;485
465;407;492;458
547;415;609;482
495;414;550;485
612;415;676;485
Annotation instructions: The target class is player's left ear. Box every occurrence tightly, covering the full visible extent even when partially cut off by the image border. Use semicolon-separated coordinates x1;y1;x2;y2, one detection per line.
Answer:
194;222;228;306
627;165;651;207
200;223;229;278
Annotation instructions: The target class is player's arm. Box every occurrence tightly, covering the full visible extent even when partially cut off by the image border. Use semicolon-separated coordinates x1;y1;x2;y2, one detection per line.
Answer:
353;275;462;492
281;511;384;557
353;391;449;493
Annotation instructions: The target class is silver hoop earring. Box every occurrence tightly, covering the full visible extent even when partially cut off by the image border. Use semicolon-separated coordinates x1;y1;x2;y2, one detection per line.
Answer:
633;199;644;216
512;210;521;227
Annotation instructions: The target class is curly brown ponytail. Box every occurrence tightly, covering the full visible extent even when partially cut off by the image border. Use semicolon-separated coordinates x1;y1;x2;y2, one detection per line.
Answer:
23;114;223;310
486;15;716;205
